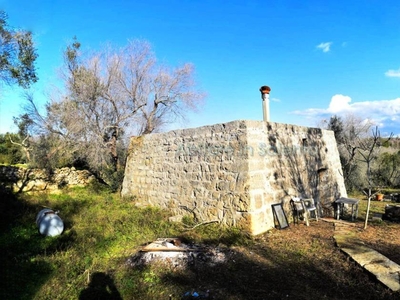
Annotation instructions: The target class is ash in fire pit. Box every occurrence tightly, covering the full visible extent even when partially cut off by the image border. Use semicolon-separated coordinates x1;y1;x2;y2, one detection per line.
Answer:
127;238;228;269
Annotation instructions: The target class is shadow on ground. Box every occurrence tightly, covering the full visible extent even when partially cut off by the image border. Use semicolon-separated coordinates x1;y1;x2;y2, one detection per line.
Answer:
0;189;84;300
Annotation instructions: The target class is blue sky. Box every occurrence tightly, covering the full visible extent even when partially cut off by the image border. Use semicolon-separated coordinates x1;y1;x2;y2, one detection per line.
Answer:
1;0;400;136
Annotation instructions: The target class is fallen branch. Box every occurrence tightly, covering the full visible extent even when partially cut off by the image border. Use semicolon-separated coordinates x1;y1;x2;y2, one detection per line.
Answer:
183;220;219;230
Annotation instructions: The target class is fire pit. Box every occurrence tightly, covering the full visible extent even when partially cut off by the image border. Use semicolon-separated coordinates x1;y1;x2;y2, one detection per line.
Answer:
127;238;229;269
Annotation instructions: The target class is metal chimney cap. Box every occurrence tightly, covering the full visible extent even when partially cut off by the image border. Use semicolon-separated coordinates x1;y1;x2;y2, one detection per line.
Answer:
260;86;271;94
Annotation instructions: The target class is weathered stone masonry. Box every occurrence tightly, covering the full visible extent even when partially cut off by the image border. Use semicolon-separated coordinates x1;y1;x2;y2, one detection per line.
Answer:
0;166;96;192
121;120;347;235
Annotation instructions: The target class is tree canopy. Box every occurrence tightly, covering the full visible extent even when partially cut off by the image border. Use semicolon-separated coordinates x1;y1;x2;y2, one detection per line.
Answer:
25;38;205;187
0;10;38;89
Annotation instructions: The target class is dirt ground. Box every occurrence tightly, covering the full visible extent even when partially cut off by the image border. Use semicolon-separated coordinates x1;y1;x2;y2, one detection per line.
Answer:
159;218;400;300
280;217;400;265
356;220;400;265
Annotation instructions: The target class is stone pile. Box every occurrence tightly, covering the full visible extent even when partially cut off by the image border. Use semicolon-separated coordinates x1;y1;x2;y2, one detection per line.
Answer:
0;166;96;192
384;205;400;221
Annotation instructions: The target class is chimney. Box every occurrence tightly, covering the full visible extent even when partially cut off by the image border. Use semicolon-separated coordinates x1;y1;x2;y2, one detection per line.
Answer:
260;86;271;122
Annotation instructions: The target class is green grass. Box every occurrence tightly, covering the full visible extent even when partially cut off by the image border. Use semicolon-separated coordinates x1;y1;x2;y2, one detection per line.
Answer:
0;187;252;300
349;189;400;222
2;187;400;299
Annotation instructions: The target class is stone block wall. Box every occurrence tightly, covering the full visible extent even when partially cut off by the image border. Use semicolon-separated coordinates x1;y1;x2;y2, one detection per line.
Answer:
121;120;347;235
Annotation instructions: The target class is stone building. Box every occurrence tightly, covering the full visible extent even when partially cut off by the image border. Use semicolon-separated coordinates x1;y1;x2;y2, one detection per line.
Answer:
121;120;346;235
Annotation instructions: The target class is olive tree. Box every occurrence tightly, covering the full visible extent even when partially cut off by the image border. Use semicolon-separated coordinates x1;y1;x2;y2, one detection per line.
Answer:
375;151;400;188
26;38;205;186
0;11;37;89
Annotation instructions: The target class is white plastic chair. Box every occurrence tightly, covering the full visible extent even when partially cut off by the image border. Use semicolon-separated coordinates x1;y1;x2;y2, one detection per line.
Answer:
290;197;318;226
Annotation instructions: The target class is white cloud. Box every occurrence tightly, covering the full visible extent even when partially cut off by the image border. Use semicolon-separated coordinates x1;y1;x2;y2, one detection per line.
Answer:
292;95;400;135
328;94;351;113
316;42;332;53
385;68;400;77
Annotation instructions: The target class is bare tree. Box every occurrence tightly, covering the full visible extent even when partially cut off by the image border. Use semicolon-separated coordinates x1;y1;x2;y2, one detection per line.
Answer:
326;114;374;191
26;38;205;185
10;113;34;162
354;127;392;229
325;115;394;228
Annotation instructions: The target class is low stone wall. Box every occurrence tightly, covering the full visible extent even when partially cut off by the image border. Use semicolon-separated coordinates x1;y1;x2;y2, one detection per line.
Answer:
122;120;347;235
0;166;96;192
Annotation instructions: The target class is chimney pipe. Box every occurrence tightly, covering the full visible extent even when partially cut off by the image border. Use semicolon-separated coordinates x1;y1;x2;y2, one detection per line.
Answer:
260;86;271;122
